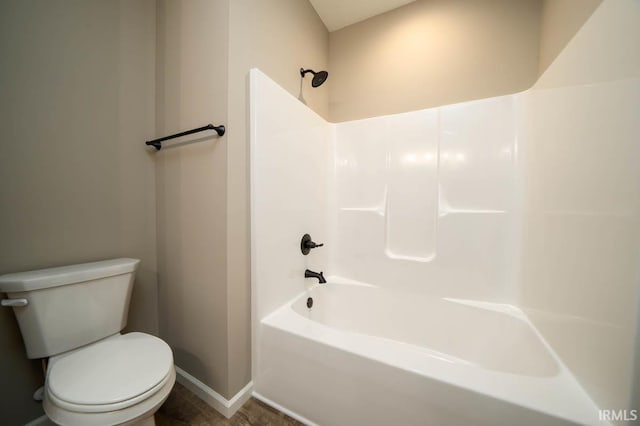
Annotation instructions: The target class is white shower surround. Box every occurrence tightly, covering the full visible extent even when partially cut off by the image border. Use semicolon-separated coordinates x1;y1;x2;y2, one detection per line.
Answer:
330;94;519;301
249;67;619;425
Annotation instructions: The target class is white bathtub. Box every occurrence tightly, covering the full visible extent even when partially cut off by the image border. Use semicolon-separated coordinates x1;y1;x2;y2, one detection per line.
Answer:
254;278;606;426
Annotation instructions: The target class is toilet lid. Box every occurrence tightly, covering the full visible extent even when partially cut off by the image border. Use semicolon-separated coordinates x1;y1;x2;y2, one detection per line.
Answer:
47;333;173;408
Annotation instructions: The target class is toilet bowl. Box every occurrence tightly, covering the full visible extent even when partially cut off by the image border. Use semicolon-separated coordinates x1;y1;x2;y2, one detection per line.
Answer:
0;259;175;425
44;333;175;426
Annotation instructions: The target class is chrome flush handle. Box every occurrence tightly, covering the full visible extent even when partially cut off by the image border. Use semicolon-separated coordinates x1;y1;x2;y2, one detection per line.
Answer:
1;298;28;307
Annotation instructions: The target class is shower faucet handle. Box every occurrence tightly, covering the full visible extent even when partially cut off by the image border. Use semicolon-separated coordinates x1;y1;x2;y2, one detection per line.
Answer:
301;234;323;255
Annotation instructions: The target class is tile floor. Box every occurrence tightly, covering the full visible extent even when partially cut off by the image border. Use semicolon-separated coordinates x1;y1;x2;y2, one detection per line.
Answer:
156;382;304;426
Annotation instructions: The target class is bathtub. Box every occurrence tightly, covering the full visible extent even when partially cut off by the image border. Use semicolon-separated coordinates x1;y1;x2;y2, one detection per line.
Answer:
254;278;606;426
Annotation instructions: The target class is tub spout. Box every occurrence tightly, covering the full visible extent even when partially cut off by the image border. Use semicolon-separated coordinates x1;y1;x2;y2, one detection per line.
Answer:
305;269;326;284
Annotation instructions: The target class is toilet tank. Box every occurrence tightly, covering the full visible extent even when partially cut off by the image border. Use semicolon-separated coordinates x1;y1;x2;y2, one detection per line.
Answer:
0;258;140;359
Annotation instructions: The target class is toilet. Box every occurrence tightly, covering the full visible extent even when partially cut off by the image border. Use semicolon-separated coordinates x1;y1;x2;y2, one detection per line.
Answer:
0;258;175;426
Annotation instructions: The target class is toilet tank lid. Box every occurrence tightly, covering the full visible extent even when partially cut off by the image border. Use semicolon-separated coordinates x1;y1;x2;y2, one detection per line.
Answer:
0;258;140;293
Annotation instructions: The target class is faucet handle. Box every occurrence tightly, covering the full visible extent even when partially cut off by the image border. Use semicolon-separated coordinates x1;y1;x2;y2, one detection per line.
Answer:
301;234;324;255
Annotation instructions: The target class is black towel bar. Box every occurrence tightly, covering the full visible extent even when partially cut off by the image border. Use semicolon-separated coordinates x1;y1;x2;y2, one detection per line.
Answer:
145;124;225;151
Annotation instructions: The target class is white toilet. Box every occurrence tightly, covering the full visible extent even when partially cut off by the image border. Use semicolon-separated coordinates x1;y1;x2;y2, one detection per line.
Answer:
0;258;175;426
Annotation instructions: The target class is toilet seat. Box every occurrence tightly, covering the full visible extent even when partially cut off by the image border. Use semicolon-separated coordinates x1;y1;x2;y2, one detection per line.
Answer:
44;366;175;426
46;332;174;414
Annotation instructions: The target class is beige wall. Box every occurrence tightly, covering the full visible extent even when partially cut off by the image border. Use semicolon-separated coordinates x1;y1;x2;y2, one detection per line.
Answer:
156;0;328;399
538;0;603;75
155;0;231;397
0;0;157;423
328;0;542;122
521;0;639;411
328;0;604;122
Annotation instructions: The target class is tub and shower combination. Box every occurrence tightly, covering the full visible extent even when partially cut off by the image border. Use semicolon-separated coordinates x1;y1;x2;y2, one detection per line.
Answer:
249;16;640;421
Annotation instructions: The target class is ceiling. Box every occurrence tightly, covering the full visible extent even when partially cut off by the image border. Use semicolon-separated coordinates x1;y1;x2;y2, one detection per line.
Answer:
309;0;416;32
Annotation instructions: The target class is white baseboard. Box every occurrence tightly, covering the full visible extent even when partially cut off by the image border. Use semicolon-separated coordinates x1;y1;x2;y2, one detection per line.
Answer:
252;391;318;426
25;415;54;426
174;366;253;419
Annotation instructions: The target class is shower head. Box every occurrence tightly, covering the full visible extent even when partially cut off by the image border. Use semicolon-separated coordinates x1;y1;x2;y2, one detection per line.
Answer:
300;68;328;88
